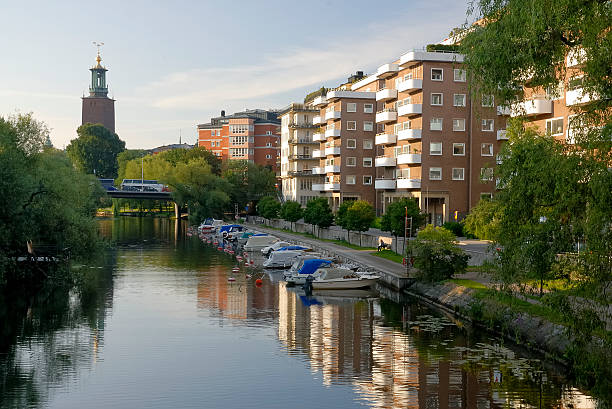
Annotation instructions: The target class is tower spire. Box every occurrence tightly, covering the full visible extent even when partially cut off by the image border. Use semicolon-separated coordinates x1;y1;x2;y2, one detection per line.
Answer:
89;42;108;97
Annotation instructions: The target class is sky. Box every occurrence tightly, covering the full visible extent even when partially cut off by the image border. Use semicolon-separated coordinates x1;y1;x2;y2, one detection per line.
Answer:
0;0;471;149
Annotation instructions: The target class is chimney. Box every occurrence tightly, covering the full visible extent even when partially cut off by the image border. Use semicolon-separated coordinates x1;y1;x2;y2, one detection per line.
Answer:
221;110;226;117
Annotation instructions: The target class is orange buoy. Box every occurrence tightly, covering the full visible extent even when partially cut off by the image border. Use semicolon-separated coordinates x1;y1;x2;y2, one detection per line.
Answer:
255;278;263;286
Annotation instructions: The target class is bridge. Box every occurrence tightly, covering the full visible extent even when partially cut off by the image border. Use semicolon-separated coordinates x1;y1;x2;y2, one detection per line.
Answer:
107;190;172;200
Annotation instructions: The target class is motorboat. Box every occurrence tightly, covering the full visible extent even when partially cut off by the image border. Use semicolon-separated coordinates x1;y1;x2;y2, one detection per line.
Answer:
198;218;223;233
217;224;244;240
263;249;313;269
284;258;332;286
244;235;278;251
276;245;311;252
307;269;380;290
261;241;292;256
237;231;267;244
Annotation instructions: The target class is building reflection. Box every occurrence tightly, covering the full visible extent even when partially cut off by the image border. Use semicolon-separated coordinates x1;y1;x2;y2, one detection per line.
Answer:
197;274;596;409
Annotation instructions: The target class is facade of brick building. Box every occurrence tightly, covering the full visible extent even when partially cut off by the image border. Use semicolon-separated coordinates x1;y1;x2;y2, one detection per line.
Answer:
82;52;115;133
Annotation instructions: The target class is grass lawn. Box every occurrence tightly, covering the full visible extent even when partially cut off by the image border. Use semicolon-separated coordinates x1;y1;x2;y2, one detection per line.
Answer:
263;226;376;250
371;250;404;264
448;278;488;290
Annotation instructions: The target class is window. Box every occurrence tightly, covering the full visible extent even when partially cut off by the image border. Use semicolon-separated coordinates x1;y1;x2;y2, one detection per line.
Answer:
364;103;374;113
481;143;493;156
266;154;271;159
266;142;272;147
482;119;494;132
363;157;372;167
363;139;373;149
363;121;374;131
431;93;443;106
429;167;442;180
452;168;465;180
346;175;356;185
346;157;356;167
347;103;357;112
431;68;443;81
453;118;465;131
482;95;494;107
453;143;465;156
363;175;372;185
480;168;494;181
430;118;443;131
430;142;442;155
394;121;412;134
347;139;356;148
453;94;466;107
266;131;272;135
546;117;564;136
546;82;564;100
454;69;466;82
347;121;356;130
480;193;493;200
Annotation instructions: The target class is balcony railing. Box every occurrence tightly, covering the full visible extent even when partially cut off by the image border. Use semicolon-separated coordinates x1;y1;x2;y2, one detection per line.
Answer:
312;116;322;125
566;88;595;106
376;88;398;102
312;149;323;158
311;96;327;107
289;122;317;129
376;63;399;78
288;154;313;160
375;155;397;167
289;138;317;145
497;105;511;116
510;98;552;117
313;132;324;142
325;128;341;138
323;183;340;191
396;177;421;189
397;128;421;140
497;129;508;140
396;153;421;165
325;146;341;156
325;110;342;121
311;167;324;175
375;178;396;190
397;78;423;93
312;183;325;191
397;103;422;117
288;170;313;176
376;109;398;123
324;165;340;173
375;133;397;145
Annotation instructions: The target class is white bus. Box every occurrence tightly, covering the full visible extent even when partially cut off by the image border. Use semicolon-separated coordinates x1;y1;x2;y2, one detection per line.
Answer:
120;179;165;192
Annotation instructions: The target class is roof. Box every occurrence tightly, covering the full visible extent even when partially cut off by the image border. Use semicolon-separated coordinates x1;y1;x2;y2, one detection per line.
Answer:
197;109;281;129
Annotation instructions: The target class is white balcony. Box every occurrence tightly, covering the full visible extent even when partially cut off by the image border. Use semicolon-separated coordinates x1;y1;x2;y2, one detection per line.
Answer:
399;50;463;66
312;149;323;158
396;178;421;189
376;88;398;102
497;130;508;140
324;165;340;173
325;128;341;138
497;105;511;116
396;153;421;165
566;47;586;67
397;103;422;117
376;63;399;78
510;98;553;117
397;129;422;141
375;133;397;145
324;183;340;191
313;132;325;142
375;178;396;189
325;146;341;156
397;79;423;93
313;115;322;125
312;96;327;107
325;110;342;120
375;156;397;167
566;88;594;106
376;110;398;123
311;166;324;175
312;183;325;191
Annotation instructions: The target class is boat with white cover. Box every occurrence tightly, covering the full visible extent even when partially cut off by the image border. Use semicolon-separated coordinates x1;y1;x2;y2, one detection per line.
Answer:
309;269;380;290
244;235;278;251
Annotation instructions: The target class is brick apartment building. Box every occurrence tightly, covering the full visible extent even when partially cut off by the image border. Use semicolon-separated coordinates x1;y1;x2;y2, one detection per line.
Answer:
197;109;280;171
278;103;321;206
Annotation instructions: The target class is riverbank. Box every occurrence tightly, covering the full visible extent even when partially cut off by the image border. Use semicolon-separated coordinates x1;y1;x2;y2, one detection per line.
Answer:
245;221;611;398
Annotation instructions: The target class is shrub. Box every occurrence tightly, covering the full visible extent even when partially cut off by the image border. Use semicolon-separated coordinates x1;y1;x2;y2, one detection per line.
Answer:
409;225;469;282
442;221;464;237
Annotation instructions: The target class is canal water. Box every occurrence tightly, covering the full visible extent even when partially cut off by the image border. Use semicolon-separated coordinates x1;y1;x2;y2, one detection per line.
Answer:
0;218;599;408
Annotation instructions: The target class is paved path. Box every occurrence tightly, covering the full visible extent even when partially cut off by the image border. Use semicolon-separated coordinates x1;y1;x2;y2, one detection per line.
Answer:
245;224;409;278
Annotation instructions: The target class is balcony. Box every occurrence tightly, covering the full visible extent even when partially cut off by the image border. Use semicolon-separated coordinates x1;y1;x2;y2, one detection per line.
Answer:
376;63;399;79
289;138;317;145
497;129;508;140
325;110;342;121
312;96;327;107
312;183;325;191
397;103;422;117
325;128;341;138
289;122;317;129
324;183;340;191
376;88;398;102
397;79;423;93
325;146;341;156
397;128;422;141
497;105;511;116
288;154;313;161
396;178;421;189
375;178;396;190
313;132;325;142
288;169;313;177
312;149;323;158
375;156;397;167
510;98;553;117
313;116;322;125
311;166;324;175
566;88;594;106
324;165;340;173
396;153;421;165
376;109;398;123
566;47;586;67
375;133;397;145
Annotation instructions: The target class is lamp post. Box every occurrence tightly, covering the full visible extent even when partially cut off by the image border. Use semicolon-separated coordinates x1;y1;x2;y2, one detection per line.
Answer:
404;206;413;275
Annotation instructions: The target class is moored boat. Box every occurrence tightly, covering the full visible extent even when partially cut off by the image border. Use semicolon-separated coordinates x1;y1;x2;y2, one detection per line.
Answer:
308;269;380;290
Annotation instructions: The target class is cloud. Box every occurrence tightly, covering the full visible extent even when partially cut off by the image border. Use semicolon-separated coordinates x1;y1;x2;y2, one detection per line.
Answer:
138;15;457;110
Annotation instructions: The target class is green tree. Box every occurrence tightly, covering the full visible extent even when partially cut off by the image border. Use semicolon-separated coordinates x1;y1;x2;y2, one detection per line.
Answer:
66;123;126;178
303;198;334;238
280;200;303;231
380;198;426;251
223;161;277;212
408;225;469;282
335;201;353;242
158;146;222;175
347;200;376;247
257;196;281;221
116;149;147;184
463;198;503;241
